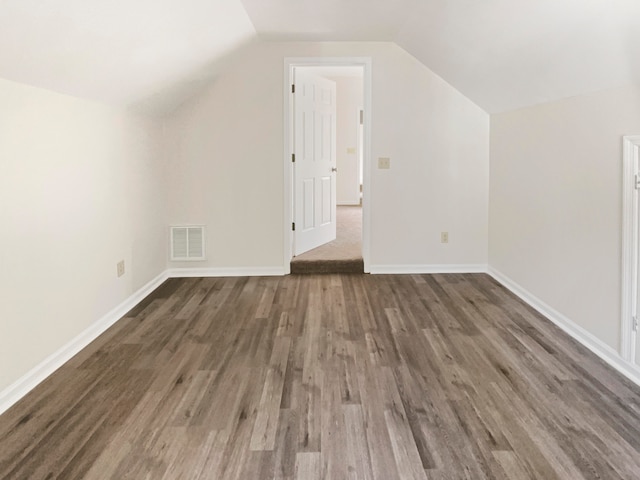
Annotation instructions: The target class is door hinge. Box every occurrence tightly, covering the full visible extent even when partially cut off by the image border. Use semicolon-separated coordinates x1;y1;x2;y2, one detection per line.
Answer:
635;174;640;190
292;222;296;231
291;153;295;163
634;316;638;332
291;84;295;94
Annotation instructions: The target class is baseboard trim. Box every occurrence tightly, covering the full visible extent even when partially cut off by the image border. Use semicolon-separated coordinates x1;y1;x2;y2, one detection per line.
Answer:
370;264;488;275
7;264;636;416
167;266;287;278
0;270;170;416
0;265;288;415
488;267;640;387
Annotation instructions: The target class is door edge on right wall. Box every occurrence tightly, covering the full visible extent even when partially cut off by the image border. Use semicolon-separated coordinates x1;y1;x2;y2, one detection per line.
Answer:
620;135;640;364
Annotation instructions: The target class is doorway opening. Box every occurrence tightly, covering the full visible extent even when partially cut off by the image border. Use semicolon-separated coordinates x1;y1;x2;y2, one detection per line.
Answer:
283;58;371;274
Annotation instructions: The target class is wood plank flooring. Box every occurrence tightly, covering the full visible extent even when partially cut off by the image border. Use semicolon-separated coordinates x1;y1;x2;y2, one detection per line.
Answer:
1;273;640;479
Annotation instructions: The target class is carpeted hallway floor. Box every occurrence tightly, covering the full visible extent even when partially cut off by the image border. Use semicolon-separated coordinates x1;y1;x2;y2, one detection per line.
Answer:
290;206;363;273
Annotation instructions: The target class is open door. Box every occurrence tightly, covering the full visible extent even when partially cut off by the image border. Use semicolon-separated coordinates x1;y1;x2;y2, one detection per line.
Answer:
293;70;337;256
632;139;640;367
622;135;640;367
636;265;640;367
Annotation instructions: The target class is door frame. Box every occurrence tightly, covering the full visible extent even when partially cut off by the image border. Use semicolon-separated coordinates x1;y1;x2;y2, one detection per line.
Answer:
621;135;640;362
283;57;372;273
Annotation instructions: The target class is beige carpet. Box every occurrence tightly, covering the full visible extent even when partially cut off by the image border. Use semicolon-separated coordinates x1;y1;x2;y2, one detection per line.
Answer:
291;206;363;273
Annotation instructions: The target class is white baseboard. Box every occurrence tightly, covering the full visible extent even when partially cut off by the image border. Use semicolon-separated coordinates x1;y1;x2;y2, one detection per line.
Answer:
167;266;287;278
6;264;637;417
370;264;488;275
0;265;289;415
488;267;640;387
0;270;170;416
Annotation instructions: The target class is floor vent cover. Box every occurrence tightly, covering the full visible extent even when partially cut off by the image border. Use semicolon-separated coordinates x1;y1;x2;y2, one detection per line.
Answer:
170;226;205;261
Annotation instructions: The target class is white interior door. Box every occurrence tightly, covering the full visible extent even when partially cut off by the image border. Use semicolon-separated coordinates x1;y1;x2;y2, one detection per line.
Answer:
628;137;640;367
293;70;337;256
635;266;640;366
622;136;640;366
634;143;640;367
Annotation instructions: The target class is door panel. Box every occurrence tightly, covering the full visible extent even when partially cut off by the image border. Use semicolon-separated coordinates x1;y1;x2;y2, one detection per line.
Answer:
294;71;337;255
633;142;640;367
320;177;332;225
320;113;332;160
635;143;640;366
303;110;312;161
302;179;314;230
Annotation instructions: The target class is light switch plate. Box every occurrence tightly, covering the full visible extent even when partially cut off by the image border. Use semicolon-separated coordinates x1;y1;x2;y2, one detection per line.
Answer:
347;147;356;154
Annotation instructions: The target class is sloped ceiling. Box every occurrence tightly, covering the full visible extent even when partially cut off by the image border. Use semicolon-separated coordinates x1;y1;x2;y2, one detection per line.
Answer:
241;0;640;113
0;0;638;113
395;0;640;112
0;0;255;106
239;0;419;41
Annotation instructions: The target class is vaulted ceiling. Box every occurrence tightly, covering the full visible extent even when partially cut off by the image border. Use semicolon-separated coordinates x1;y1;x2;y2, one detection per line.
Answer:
0;0;256;106
1;0;638;113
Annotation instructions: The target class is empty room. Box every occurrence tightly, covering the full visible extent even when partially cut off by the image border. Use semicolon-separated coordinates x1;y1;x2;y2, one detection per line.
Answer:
2;1;640;479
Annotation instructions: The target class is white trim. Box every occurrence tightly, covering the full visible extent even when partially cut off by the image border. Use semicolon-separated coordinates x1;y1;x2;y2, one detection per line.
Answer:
489;267;640;387
6;263;639;416
167;266;286;278
621;135;640;362
284;57;372;274
370;264;488;275
0;270;170;415
0;264;289;415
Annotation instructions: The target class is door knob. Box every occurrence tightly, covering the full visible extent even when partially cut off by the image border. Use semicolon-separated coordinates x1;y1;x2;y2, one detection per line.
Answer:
331;167;338;172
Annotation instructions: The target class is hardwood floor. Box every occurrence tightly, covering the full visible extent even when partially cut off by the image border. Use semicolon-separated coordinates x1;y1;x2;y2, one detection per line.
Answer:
1;273;640;479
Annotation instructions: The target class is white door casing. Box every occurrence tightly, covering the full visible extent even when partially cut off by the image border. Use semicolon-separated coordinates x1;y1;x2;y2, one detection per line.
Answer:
293;70;337;256
283;56;372;274
621;135;640;366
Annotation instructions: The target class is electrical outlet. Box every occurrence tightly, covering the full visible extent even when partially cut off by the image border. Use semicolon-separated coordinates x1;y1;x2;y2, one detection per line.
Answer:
441;232;449;244
378;157;390;169
347;147;356;154
117;260;125;277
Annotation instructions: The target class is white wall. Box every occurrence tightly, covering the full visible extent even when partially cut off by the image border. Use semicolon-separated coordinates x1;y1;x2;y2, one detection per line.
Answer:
165;41;490;271
0;78;167;392
328;76;363;205
490;84;640;352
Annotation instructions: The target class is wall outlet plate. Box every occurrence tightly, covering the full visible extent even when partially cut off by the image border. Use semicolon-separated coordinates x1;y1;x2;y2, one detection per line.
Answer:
378;157;390;169
441;232;449;243
117;260;125;277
